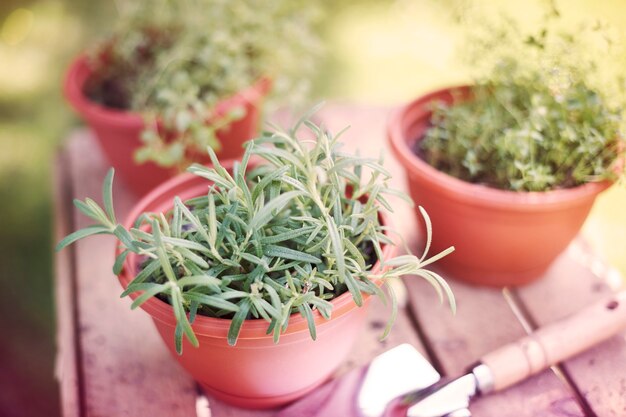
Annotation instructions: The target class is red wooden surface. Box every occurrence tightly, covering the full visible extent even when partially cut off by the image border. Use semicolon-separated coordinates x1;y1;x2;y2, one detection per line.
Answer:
54;105;626;417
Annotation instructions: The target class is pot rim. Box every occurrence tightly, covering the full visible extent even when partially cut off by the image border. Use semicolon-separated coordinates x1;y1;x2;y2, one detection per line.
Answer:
387;85;614;211
118;162;396;340
64;54;272;128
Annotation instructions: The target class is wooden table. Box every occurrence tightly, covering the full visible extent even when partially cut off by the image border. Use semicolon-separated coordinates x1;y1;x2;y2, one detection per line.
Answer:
54;105;626;417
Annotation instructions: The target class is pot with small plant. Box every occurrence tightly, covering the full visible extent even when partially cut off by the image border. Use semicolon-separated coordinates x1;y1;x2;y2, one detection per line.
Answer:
57;114;455;409
64;0;321;196
388;11;625;286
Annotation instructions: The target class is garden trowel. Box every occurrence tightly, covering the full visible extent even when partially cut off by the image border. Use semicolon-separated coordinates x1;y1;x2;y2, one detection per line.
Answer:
278;290;626;417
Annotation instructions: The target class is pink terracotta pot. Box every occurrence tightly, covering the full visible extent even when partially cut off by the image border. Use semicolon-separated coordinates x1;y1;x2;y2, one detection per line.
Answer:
118;169;396;409
64;55;271;196
388;86;612;287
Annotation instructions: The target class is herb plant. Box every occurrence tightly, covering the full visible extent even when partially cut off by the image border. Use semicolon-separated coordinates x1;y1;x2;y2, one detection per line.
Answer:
419;9;625;192
84;0;322;168
57;114;455;353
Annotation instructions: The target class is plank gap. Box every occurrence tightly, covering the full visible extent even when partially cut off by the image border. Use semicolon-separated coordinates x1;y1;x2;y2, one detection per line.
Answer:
58;150;88;417
506;287;597;417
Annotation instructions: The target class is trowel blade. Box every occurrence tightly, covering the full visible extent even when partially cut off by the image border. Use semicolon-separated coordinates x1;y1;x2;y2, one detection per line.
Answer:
277;343;440;417
358;344;441;417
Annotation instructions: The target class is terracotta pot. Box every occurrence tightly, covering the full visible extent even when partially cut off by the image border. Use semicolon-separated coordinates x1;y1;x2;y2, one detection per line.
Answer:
64;55;271;196
118;169;396;409
387;86;612;287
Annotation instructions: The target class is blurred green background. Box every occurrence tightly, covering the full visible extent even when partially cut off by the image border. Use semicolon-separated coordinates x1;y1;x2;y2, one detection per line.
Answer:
1;1;624;416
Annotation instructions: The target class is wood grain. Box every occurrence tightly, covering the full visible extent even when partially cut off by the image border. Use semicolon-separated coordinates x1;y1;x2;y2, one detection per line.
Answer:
54;105;626;417
405;275;584;417
481;289;626;391
514;245;626;417
66;132;199;417
54;151;81;417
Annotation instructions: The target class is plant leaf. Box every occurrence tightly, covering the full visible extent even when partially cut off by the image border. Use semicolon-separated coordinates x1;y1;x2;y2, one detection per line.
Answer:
249;190;304;231
264;245;321;264
227;298;251;346
102;168;116;223
55;225;110;251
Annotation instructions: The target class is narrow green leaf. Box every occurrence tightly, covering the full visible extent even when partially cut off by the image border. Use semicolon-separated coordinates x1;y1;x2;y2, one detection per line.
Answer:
177;275;221;288
73;199;97;220
259;226;315;244
251;166;289;203
112;249;129;275
102;168;116;223
207;192;217;247
171;286;199;349
152;220;177;283
227;298;251;346
240;252;270;271
297;303;317;340
249;190;304;231
309;297;333;319
56;225;110;251
184;293;239;312
189;300;199;323
130;283;167;309
264;245;321;264
380;280;398;340
174;322;184;355
176;247;209;268
85;198;111;225
122;259;161;295
162;236;211;253
113;225;139;252
250;296;272;321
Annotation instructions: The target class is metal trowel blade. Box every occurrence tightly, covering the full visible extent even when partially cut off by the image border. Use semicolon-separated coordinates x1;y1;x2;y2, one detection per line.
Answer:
277;344;440;417
357;343;441;417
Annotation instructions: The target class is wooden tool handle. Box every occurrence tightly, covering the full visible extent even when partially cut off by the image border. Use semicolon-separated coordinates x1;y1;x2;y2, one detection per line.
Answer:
481;291;626;391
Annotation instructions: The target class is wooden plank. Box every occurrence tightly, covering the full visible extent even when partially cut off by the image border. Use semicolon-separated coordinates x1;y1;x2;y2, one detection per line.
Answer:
66;131;199;417
405;275;584;417
58;105;624;417
514;243;626;417
53;150;81;417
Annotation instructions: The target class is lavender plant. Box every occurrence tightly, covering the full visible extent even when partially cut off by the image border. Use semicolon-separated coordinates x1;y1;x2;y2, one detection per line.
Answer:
57;114;455;353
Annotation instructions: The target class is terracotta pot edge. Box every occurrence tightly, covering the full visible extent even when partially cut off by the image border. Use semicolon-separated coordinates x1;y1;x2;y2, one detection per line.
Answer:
65;54;271;129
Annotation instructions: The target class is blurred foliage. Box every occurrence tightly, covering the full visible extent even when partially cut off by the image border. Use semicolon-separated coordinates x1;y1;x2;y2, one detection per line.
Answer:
421;10;625;191
85;0;323;168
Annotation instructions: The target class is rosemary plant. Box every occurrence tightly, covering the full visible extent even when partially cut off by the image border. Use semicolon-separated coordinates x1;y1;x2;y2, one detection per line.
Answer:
84;0;322;168
57;115;454;353
419;9;625;191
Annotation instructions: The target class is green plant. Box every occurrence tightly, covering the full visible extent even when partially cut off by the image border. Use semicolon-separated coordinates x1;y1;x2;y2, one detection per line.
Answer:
84;0;322;168
419;8;625;191
56;113;455;353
